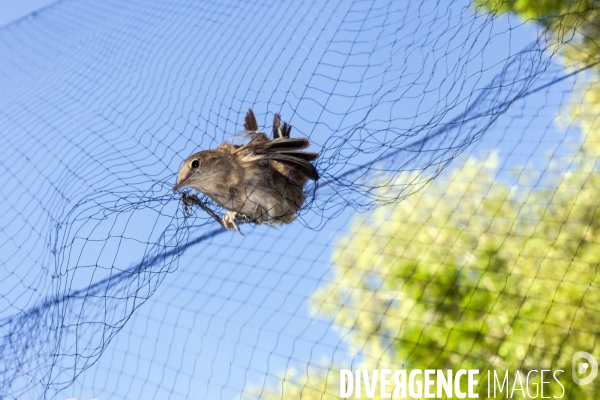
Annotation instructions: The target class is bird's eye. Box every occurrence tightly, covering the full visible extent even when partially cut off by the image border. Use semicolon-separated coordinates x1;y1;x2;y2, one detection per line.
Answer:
191;160;200;168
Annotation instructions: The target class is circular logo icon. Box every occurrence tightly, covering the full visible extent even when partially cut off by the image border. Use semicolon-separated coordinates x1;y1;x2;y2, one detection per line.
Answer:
572;351;598;385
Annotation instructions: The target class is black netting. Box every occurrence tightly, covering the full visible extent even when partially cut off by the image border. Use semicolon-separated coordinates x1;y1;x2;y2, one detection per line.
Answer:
0;0;599;398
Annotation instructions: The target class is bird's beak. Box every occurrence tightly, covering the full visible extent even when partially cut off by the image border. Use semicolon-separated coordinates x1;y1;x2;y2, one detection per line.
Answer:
172;179;185;194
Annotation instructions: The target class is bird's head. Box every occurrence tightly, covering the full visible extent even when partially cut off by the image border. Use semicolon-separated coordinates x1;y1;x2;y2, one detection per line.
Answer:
172;151;213;194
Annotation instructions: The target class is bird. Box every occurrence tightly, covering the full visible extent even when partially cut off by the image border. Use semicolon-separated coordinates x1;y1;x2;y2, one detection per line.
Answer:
172;109;319;233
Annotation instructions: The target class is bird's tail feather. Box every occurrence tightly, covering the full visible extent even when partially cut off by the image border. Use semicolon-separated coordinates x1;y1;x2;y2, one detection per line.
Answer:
244;109;259;132
273;113;292;139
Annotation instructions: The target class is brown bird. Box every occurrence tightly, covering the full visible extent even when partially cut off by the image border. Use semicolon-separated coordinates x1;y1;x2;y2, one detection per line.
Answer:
172;109;319;233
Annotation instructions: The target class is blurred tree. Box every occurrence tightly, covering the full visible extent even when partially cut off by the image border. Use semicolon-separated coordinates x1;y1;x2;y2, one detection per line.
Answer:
245;1;600;399
311;144;599;398
246;102;600;399
476;0;599;67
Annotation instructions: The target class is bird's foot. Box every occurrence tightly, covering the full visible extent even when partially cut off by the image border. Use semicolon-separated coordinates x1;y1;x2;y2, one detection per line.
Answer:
181;192;199;216
222;211;246;235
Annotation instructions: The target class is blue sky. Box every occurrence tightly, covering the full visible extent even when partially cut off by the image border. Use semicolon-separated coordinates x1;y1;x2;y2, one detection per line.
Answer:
0;0;582;399
0;0;57;26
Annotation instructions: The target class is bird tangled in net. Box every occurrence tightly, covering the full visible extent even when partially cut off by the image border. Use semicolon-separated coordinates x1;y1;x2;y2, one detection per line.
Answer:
173;109;319;233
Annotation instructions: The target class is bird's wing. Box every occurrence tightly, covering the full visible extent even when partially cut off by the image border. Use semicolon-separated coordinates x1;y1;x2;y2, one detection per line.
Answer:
237;138;319;181
245;137;311;152
264;153;319;180
272;151;319;161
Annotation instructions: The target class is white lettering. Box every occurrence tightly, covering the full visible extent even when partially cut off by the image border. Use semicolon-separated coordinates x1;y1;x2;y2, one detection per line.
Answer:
493;370;509;397
340;370;353;398
424;370;435;398
468;369;479;398
541;370;551;398
527;370;539;398
380;369;391;398
393;370;406;398
511;370;525;398
363;369;378;398
438;369;453;397
409;370;423;398
553;370;564;398
455;369;466;398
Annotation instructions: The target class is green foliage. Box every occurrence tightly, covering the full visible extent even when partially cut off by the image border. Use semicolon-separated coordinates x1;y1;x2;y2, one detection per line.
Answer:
477;0;587;20
246;93;600;398
245;2;600;398
476;0;599;67
250;88;600;400
247;116;600;398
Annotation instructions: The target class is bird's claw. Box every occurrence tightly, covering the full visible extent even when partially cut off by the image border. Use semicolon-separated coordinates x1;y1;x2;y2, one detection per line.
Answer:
181;192;248;235
181;192;198;216
222;211;247;235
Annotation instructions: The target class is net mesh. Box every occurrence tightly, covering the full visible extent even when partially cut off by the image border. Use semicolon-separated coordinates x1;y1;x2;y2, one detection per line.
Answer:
0;0;598;398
